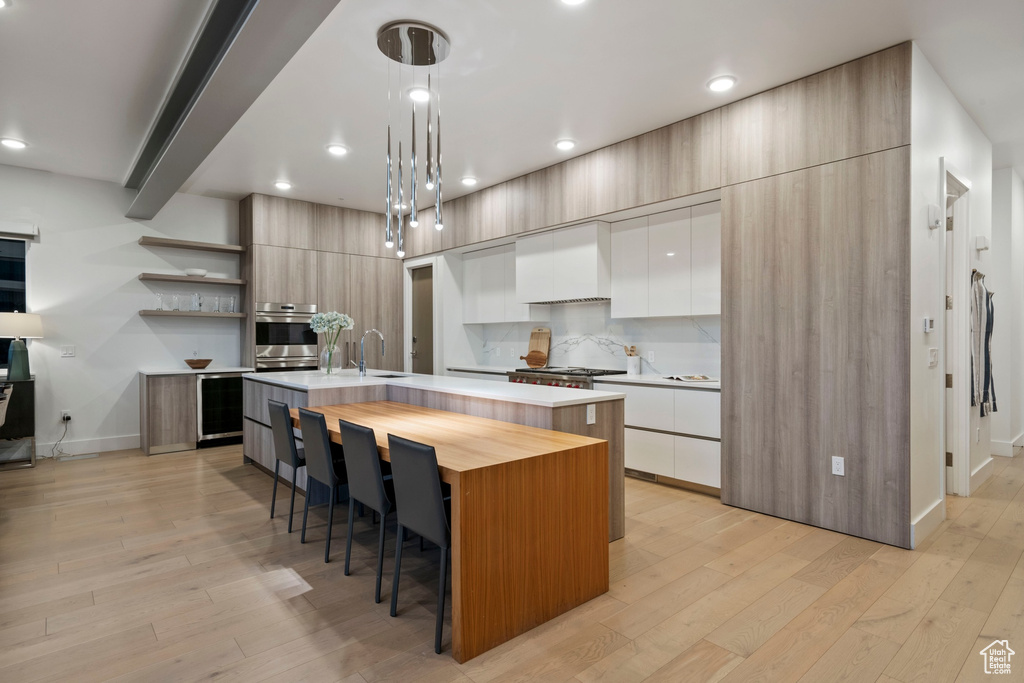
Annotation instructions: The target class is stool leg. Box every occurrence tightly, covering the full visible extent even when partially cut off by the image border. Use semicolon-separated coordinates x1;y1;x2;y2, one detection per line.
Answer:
270;460;280;519
301;487;311;544
390;525;405;617
287;471;298;533
325;489;336;563
375;511;387;604
435;546;448;654
344;498;355;576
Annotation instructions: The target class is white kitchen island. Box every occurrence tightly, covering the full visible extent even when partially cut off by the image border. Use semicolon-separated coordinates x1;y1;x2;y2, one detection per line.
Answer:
242;369;626;540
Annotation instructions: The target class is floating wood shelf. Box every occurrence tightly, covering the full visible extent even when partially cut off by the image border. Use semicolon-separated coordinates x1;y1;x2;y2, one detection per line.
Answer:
139;310;245;319
138;236;245;254
138;273;246;286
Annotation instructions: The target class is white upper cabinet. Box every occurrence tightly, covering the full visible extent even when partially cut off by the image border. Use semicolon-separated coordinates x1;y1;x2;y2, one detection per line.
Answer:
550;222;611;301
465;245;548;324
648;208;692;317
610;217;649;318
462;248;505;324
609;201;721;319
690;202;722;316
515;231;554;304
516;222;610;303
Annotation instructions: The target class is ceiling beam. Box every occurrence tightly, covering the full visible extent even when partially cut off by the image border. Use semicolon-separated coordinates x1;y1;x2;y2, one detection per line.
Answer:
125;0;341;220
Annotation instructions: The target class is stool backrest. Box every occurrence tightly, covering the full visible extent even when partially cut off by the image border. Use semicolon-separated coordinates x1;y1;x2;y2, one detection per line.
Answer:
388;434;450;549
0;384;12;429
339;419;390;514
268;399;301;468
298;408;339;487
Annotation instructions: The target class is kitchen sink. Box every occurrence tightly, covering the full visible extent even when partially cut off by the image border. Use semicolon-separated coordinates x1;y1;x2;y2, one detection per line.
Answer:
373;374;406;378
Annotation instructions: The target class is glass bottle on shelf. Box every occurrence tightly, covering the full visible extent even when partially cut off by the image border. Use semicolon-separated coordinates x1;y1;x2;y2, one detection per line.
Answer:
227;296;236;313
155;293;163;311
190;293;201;312
171;294;180;311
212;296;220;313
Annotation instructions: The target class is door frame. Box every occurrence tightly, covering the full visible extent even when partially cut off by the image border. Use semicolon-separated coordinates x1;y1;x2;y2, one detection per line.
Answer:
403;255;444;374
941;157;972;498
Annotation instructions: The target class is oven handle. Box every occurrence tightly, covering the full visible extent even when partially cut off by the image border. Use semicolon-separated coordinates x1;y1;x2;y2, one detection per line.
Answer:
254;313;315;325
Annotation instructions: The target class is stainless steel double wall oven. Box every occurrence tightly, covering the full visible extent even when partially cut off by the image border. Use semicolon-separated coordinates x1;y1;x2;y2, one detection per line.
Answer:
255;302;318;372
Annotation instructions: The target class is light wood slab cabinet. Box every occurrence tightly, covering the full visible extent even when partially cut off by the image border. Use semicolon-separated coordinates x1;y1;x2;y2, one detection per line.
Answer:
252;245;318;305
721;146;910;547
316;204;391;258
246;194;317;250
316;251;403;372
140;374;197;455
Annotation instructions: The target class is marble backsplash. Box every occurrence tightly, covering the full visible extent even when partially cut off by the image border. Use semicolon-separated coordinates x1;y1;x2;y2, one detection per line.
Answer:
460;302;721;377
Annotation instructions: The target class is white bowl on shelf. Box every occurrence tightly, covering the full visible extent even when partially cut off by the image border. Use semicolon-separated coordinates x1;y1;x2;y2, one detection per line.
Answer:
185;268;207;277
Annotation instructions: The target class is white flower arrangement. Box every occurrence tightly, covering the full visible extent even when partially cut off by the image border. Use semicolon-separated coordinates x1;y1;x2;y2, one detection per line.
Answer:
310;311;354;373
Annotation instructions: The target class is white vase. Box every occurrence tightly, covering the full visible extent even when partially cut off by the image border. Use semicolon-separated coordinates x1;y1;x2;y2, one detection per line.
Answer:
320;344;341;374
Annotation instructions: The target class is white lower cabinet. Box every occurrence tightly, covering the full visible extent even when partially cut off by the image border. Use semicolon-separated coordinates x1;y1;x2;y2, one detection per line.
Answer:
674;436;721;488
625;428;675;478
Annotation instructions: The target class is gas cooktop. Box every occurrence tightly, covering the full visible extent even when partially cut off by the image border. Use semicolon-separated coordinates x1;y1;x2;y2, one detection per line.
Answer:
511;367;627;377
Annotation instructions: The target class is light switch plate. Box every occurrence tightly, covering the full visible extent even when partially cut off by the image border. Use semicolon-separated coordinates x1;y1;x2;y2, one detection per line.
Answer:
646;350;655;364
60;345;75;358
928;348;939;368
586;404;596;425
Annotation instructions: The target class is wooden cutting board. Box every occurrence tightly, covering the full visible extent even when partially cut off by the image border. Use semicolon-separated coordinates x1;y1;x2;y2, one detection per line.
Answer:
520;327;551;368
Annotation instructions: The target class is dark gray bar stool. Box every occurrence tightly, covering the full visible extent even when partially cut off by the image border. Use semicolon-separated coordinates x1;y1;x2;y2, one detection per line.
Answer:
338;419;394;603
297;408;346;563
387;433;451;654
267;399;305;533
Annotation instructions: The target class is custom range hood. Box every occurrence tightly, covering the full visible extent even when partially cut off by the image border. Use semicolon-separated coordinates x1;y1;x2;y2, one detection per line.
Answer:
515;221;611;305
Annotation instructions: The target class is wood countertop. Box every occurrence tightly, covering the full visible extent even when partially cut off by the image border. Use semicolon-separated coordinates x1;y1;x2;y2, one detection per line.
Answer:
291;400;607;483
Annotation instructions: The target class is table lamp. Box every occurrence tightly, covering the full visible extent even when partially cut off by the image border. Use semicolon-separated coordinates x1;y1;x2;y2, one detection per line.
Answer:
0;312;43;381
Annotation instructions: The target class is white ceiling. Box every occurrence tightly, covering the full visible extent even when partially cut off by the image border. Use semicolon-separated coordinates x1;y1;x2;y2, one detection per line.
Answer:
0;0;214;184
2;1;1022;212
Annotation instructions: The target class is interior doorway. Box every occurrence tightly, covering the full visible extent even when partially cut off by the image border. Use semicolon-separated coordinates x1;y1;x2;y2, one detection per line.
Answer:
943;160;972;497
410;266;434;375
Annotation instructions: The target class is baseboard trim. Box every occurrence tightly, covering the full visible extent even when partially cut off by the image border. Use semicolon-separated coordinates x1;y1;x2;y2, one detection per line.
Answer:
36;434;140;457
992;440;1015;458
1012;430;1024;449
970;457;995;495
911;498;946;549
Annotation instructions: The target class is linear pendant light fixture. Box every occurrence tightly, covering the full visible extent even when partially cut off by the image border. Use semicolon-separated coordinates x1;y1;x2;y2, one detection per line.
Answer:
377;21;451;251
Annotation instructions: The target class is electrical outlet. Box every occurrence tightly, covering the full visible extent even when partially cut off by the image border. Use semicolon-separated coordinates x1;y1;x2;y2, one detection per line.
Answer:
495;347;501;358
586;404;596;425
61;411;71;422
831;456;844;476
647;350;655;364
60;345;75;358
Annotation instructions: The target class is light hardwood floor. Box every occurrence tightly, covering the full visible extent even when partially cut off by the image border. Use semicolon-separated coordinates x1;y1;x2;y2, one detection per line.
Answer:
0;445;1021;682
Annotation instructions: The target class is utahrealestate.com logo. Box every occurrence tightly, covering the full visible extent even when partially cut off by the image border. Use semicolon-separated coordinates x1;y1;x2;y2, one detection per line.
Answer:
980;640;1015;675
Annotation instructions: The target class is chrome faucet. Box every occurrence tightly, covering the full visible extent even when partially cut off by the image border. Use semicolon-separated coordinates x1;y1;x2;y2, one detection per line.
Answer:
359;329;385;377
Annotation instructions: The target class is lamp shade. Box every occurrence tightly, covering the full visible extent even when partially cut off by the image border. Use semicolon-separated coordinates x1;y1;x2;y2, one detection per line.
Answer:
0;312;43;339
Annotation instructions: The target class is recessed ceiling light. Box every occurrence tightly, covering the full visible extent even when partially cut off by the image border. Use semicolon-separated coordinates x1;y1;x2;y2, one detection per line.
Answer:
0;1;10;9
275;180;292;190
707;75;736;92
666;252;675;256
461;176;478;186
561;0;586;5
408;87;431;103
326;144;348;156
556;139;576;151
1;138;26;150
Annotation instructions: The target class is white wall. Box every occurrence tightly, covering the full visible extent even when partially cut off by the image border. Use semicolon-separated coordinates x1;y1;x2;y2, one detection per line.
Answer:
0;165;240;456
990;168;1024;454
909;44;993;536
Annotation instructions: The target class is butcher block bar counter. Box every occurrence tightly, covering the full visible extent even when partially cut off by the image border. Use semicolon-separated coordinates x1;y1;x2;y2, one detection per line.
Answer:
292;401;610;663
242;369;626;540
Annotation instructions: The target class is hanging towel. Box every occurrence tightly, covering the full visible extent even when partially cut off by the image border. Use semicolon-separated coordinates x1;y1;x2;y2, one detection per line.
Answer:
983;290;997;416
970;273;987;411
